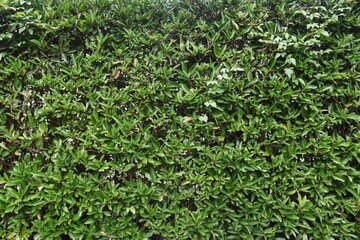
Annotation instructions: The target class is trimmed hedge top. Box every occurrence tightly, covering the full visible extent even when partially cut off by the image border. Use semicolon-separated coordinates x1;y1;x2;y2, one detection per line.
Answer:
0;0;359;239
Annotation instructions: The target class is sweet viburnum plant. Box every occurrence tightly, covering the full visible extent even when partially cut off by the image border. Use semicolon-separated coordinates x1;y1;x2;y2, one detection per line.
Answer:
0;0;359;239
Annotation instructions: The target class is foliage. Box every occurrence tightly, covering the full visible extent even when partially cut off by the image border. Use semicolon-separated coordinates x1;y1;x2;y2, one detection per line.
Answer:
0;0;359;239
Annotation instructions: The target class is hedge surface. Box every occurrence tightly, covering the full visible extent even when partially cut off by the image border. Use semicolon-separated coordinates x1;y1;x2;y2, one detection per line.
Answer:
0;0;359;239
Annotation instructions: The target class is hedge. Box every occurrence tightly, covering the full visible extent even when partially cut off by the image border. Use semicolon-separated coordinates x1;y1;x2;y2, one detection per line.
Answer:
0;0;359;239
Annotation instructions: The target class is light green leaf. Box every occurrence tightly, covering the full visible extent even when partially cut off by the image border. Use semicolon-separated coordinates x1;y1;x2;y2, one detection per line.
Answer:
39;122;48;134
347;114;360;121
126;206;136;214
285;68;294;78
321;30;329;37
199;114;208;123
124;163;135;172
204;100;217;108
287;58;296;66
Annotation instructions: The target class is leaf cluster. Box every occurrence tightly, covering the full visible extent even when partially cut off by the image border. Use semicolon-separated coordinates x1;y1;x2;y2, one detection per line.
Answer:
0;0;359;239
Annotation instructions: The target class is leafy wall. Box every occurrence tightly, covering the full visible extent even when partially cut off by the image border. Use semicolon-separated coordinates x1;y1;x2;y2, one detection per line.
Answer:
0;0;359;239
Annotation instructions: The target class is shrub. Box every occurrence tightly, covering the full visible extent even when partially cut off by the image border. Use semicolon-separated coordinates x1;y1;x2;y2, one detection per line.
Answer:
0;0;359;239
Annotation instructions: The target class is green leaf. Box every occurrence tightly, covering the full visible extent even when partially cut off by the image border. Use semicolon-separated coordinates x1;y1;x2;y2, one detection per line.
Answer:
84;218;96;225
72;210;83;221
199;114;208;123
231;20;239;30
321;30;329;37
39;122;48;134
126;206;136;214
346;114;360;121
284;68;294;78
287;58;296;66
204;100;217;108
123;163;135;172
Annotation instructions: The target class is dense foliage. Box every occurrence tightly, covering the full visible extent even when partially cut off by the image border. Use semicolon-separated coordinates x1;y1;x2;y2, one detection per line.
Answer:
0;0;359;239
